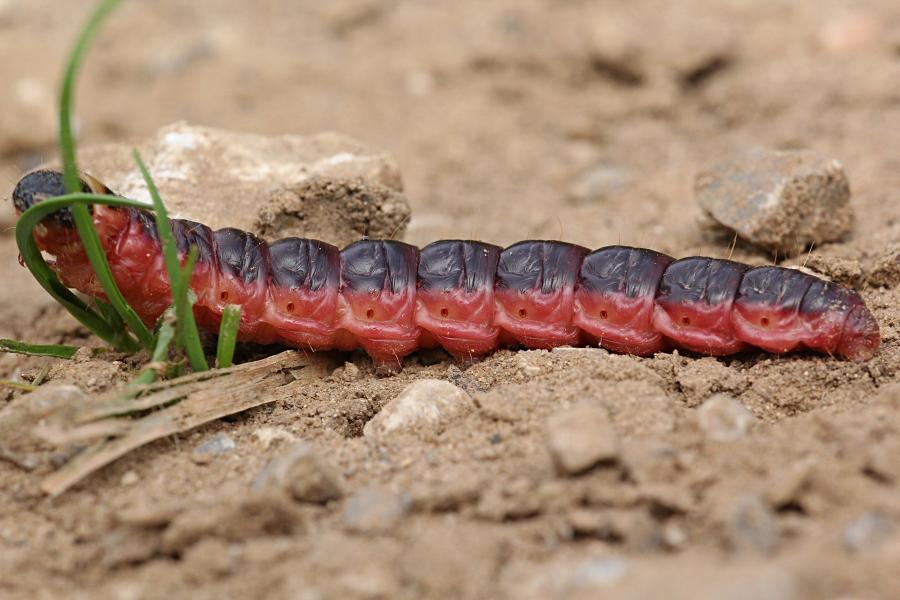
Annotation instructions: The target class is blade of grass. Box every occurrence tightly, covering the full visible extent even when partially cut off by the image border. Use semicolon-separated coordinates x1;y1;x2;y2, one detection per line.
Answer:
216;305;242;368
33;365;51;386
132;149;207;372
59;0;122;194
56;0;154;350
0;381;37;392
130;317;176;389
0;339;79;359
174;247;209;372
15;193;152;351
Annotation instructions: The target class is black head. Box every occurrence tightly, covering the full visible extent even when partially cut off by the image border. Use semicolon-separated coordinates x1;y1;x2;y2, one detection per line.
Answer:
12;169;94;227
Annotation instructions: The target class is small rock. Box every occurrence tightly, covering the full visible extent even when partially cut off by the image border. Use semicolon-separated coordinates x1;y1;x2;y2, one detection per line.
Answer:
120;470;140;486
191;432;235;464
338;362;360;382
363;379;474;439
0;384;87;455
765;459;814;509
696;394;756;442
254;442;344;504
77;122;410;247
696;148;853;254
251;426;296;449
22;384;87;418
661;521;688;550
568;164;633;203
343;486;409;534
842;511;895;553
516;354;543;377
445;365;486;395
725;494;779;554
564;556;630;591
863;440;900;484
545;404;620;475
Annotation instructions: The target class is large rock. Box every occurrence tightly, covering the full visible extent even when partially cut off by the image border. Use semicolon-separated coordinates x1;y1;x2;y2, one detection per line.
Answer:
696;148;853;255
77;122;410;247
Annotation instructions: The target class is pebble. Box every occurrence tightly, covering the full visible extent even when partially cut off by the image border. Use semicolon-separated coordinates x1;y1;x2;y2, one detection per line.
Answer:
544;404;620;475
251;426;297;449
696;148;853;254
22;384;87;418
363;379;474;439
338;362;360;382
254;442;344;504
564;556;630;590
696;394;756;442
191;433;235;464
841;511;895;553
725;493;779;554
120;470;140;486
568;164;633;203
343;486;410;534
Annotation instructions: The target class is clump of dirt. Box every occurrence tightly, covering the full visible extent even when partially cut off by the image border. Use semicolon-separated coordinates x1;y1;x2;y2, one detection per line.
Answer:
2;1;900;598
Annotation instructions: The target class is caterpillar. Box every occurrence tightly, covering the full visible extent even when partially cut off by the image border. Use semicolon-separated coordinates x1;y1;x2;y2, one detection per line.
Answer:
12;169;881;371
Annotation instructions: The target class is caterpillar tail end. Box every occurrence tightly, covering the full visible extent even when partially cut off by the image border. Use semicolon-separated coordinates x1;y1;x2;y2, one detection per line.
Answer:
838;305;881;361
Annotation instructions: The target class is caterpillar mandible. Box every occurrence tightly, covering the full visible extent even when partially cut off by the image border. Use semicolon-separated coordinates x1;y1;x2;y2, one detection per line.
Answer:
13;169;881;371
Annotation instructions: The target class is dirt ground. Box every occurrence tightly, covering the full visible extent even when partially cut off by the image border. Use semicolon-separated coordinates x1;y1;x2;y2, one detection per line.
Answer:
2;0;900;598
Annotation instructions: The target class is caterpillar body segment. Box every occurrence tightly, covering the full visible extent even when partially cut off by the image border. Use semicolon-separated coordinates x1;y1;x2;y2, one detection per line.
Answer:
13;169;881;370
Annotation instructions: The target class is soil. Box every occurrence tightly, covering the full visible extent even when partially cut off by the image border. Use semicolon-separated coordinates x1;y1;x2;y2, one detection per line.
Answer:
2;1;900;598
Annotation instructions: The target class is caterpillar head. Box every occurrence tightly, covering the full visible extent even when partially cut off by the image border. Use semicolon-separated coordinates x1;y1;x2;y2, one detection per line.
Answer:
12;168;111;227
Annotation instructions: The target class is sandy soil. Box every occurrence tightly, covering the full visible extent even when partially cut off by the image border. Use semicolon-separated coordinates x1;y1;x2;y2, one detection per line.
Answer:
1;0;900;598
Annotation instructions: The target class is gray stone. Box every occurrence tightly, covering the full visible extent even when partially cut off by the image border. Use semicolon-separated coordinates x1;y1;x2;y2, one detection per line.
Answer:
696;148;853;254
842;511;895;553
343;486;409;534
254;441;344;504
697;394;756;442
192;432;235;463
725;493;779;554
545;404;620;475
568;164;633;203
564;556;630;590
78;122;410;247
363;379;474;439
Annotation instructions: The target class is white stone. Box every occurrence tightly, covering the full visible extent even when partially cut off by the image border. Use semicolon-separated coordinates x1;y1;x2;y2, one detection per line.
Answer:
363;379;474;439
697;394;756;442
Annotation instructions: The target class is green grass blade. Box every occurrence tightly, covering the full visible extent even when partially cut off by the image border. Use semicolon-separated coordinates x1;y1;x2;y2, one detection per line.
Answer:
0;339;80;359
132;150;181;280
15;193;153;351
174;247;209;372
134;147;209;371
68;207;155;349
216;305;242;368
59;0;123;195
55;0;151;349
0;381;37;392
130;318;176;388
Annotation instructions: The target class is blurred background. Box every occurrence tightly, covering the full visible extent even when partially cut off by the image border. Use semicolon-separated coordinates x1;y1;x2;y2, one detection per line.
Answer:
2;0;899;252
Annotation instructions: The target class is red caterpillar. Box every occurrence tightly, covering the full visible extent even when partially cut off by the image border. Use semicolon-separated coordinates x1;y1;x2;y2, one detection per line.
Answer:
13;169;881;370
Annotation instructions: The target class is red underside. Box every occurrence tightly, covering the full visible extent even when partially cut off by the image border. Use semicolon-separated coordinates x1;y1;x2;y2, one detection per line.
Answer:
31;212;881;367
